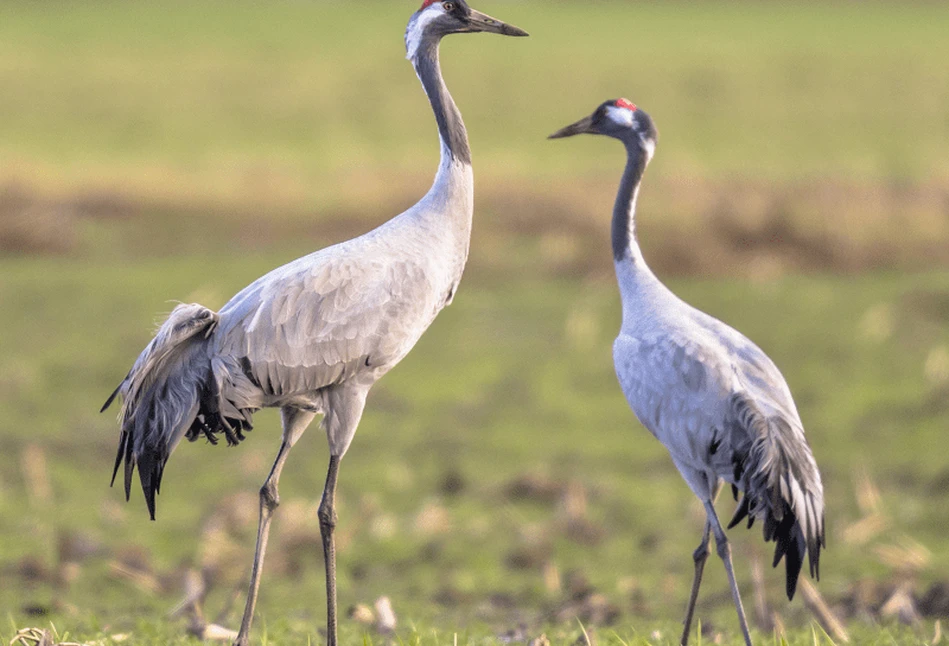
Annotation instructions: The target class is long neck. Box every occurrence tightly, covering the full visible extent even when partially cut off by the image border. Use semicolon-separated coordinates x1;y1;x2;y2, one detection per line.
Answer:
414;39;472;166
407;36;474;276
612;140;649;267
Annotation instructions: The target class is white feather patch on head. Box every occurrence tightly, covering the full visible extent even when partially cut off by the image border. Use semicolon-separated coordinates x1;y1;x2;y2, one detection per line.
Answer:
405;3;446;60
605;105;635;129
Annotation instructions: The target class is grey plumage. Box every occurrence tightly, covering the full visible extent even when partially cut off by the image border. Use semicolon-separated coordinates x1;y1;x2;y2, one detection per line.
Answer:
104;167;473;520
103;3;526;645
104;303;223;518
551;99;824;646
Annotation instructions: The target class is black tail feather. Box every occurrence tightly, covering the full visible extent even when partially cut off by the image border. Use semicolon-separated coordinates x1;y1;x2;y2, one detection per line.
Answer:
123;431;135;502
732;487;814;600
137;449;161;521
782;521;807;600
156;461;166;496
104;302;237;520
101;385;122;413
727;493;751;530
108;377;254;519
759;501;811;600
111;430;128;487
727;394;824;603
810;516;825;580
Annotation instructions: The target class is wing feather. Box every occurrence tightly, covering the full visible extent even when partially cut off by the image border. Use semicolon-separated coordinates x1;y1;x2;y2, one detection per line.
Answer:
215;239;438;399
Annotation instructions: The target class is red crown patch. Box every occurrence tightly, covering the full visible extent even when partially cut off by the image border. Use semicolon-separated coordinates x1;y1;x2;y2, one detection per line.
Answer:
615;98;637;111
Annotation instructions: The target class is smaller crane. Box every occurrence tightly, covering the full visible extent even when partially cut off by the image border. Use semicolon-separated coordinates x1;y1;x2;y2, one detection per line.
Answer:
550;99;825;646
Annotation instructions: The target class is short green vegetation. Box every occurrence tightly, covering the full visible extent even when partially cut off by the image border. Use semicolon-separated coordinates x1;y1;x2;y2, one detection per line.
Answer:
1;1;948;644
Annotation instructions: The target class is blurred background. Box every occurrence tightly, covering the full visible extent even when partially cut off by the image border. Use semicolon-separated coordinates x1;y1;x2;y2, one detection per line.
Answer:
1;1;948;644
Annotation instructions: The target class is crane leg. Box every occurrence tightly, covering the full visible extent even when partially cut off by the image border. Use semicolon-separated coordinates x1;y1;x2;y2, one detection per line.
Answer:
680;481;721;645
233;439;294;646
318;455;341;646
679;521;711;646
704;501;753;646
233;407;314;646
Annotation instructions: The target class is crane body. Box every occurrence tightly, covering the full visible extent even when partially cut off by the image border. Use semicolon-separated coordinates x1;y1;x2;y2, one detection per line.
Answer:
103;3;527;645
551;99;824;646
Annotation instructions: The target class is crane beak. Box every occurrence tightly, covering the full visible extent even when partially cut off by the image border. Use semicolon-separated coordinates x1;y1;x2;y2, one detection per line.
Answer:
464;9;529;37
548;114;597;139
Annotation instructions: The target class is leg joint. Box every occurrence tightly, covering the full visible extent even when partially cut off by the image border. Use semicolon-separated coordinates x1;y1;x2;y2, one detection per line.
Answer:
260;482;279;512
692;541;709;563
318;500;337;530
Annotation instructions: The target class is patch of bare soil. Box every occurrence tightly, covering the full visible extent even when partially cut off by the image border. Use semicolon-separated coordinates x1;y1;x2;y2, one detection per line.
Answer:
481;174;949;278
4;175;949;279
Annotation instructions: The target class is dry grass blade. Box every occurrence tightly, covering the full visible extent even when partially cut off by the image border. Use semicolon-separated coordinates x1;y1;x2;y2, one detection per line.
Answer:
933;619;943;645
6;628;90;646
169;568;206;619
106;560;162;595
21;444;52;508
751;553;774;632
841;513;888;546
9;628;51;646
799;578;850;643
874;536;931;574
879;583;921;626
772;614;788;645
576;618;593;646
853;467;882;517
543;561;561;595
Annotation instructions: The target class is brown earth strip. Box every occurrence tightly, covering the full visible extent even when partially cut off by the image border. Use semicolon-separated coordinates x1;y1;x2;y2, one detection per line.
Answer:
3;175;949;279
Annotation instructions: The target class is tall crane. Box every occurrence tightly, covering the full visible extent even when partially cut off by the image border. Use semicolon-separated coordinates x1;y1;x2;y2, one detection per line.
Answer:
103;3;527;645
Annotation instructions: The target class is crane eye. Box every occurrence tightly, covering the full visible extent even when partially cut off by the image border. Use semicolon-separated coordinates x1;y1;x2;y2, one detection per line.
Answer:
442;2;455;11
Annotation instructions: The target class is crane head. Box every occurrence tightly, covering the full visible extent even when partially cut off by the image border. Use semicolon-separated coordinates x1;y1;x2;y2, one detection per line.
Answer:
406;0;528;59
549;99;659;159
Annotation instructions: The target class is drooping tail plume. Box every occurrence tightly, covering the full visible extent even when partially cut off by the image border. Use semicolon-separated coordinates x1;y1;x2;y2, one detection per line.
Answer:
103;303;222;519
727;394;825;600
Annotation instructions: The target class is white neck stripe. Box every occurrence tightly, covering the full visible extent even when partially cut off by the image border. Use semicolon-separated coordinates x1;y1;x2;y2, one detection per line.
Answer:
405;4;445;60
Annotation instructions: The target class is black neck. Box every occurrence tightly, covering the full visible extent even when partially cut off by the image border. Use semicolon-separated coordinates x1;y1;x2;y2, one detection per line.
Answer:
413;38;471;166
612;141;648;262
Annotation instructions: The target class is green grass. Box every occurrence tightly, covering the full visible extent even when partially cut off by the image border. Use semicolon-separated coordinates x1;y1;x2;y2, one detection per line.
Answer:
2;1;949;643
4;1;949;279
2;252;948;643
1;0;947;202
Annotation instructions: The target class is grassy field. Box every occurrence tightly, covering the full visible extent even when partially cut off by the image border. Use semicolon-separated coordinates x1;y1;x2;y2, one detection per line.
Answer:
2;1;948;185
2;1;949;644
3;1;949;275
3;258;949;644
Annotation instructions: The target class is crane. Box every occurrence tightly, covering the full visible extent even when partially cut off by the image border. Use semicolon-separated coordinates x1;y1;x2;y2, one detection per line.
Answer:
549;99;825;646
101;3;527;645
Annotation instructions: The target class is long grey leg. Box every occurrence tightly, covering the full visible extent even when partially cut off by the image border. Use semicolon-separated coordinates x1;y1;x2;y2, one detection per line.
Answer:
680;521;711;646
233;440;293;646
704;501;753;646
318;455;341;646
317;385;367;646
234;408;314;646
